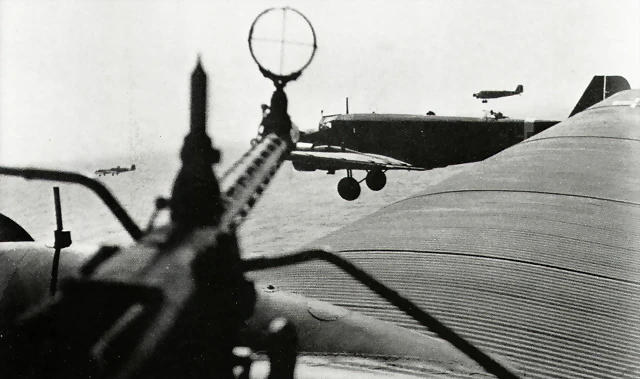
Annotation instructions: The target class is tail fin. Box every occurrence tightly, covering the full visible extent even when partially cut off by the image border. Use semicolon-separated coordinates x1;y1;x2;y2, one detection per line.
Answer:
515;85;523;94
131;164;136;171
569;75;630;117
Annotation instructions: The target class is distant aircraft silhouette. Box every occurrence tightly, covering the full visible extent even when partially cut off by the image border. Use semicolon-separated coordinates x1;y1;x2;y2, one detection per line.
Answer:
474;85;523;103
95;164;136;177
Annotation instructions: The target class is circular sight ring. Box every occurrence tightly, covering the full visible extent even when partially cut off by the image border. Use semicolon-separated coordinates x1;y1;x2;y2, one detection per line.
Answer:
248;7;317;85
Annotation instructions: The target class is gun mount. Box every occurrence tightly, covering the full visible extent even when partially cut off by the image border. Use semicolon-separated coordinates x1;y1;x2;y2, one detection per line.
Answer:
0;8;308;377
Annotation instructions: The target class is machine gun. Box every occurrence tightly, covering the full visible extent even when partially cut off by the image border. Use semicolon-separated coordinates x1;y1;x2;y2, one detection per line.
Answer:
0;8;314;379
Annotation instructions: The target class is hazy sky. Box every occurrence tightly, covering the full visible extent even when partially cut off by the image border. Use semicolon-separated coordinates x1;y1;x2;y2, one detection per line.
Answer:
1;0;639;165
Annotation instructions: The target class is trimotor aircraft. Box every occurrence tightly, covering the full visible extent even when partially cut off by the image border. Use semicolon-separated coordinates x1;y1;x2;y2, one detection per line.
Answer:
94;164;136;177
473;84;523;103
291;76;628;200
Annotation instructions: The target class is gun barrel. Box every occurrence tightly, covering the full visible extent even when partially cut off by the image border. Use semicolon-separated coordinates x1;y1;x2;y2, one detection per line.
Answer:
220;134;290;228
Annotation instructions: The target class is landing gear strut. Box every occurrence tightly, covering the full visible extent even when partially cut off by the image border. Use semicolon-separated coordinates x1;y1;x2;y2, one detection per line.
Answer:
365;169;386;191
337;170;361;201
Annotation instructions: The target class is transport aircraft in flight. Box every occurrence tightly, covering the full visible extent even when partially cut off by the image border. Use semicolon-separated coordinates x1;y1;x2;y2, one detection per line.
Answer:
94;164;136;177
290;76;629;200
473;84;523;103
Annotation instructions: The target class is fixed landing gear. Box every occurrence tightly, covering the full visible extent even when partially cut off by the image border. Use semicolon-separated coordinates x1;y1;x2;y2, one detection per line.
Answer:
365;169;386;191
482;99;488;103
337;169;387;200
337;170;360;201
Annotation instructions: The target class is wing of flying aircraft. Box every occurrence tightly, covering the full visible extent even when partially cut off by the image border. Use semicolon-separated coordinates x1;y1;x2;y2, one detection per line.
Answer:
291;143;422;172
290;142;424;200
253;84;640;379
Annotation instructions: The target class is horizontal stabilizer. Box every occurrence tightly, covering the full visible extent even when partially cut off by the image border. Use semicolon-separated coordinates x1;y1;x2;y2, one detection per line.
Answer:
569;75;630;117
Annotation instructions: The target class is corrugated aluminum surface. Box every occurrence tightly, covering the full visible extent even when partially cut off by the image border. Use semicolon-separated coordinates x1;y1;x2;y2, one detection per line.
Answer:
253;90;640;378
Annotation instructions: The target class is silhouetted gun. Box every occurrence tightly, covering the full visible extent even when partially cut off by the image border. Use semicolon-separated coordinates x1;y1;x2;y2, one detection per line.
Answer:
0;9;520;379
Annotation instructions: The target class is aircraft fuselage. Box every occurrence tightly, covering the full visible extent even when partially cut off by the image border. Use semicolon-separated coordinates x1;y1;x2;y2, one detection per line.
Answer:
94;164;136;176
473;90;518;99
297;114;558;171
473;85;523;101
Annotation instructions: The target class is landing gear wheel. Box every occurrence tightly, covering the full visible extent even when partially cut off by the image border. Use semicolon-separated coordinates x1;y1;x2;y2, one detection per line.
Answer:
365;169;386;191
337;177;361;201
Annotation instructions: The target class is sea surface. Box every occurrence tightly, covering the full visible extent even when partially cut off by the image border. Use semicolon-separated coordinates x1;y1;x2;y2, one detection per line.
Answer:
0;142;469;258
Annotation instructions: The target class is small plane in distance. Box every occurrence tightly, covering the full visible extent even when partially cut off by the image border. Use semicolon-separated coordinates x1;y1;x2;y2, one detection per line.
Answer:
473;84;523;103
94;164;136;176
